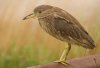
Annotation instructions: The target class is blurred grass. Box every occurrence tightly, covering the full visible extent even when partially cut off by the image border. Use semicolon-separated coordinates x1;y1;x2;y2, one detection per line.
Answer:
0;0;100;68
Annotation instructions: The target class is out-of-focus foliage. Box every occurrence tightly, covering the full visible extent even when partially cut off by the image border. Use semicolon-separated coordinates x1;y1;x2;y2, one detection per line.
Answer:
0;0;100;68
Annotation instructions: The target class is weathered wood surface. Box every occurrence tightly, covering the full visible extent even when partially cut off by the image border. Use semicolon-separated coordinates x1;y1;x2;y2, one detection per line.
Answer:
28;54;100;68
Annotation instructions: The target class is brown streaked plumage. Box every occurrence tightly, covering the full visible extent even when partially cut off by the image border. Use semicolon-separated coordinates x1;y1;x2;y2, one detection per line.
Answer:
23;5;95;65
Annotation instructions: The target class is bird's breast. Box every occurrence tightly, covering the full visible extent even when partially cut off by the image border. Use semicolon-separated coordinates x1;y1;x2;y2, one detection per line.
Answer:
38;17;56;34
38;17;65;41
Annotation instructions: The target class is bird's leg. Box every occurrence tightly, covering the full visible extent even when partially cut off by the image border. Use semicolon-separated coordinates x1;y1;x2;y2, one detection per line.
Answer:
60;43;71;61
54;43;71;65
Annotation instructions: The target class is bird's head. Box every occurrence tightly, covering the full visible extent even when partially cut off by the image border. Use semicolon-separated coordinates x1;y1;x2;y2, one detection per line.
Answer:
23;5;53;20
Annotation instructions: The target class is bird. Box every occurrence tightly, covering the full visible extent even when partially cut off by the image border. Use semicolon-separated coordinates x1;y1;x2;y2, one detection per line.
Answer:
23;5;95;65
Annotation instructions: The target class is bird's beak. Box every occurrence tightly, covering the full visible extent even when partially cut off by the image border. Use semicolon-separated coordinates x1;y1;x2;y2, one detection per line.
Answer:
23;13;36;20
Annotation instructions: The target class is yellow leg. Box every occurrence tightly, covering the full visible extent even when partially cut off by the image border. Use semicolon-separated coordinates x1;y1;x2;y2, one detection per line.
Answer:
54;43;71;65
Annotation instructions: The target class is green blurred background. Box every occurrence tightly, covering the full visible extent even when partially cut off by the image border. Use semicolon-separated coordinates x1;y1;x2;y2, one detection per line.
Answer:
0;0;100;68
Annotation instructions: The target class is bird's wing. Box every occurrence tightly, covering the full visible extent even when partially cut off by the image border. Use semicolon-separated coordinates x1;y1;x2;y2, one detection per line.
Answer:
52;12;95;49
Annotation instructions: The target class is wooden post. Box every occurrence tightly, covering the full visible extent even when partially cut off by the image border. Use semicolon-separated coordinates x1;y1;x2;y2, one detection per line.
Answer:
28;54;100;68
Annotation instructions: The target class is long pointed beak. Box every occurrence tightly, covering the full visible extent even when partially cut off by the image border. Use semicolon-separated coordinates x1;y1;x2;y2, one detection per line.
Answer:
23;13;36;20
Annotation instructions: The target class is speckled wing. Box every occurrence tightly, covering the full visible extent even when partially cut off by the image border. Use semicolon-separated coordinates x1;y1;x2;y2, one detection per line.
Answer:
52;12;95;49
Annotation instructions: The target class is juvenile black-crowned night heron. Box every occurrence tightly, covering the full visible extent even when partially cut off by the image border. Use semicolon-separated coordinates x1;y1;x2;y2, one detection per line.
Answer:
23;5;95;65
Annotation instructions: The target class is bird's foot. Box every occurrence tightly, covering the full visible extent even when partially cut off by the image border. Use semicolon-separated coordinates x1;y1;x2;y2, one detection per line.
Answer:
54;60;69;66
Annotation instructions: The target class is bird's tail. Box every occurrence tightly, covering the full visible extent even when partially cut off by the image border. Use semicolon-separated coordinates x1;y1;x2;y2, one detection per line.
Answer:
83;35;96;49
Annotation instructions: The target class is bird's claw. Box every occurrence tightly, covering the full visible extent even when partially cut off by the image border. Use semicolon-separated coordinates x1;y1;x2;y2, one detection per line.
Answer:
54;60;69;66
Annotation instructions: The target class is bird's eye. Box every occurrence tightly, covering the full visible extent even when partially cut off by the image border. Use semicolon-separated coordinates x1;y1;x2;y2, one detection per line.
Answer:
39;11;42;13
